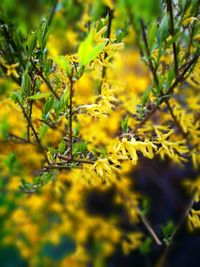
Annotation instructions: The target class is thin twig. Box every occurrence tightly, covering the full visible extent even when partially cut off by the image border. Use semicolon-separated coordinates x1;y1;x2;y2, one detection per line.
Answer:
68;70;74;159
165;100;188;138
56;154;94;165
140;19;159;86
9;133;35;145
30;59;59;99
17;100;50;164
185;0;200;61
98;8;114;94
166;0;179;75
156;189;197;267
119;189;162;246
129;55;198;135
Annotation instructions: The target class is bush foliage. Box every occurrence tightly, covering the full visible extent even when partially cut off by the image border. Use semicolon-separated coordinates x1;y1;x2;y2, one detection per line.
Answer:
0;0;200;266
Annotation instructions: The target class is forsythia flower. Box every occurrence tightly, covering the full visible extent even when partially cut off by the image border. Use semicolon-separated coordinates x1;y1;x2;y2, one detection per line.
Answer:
122;232;143;255
115;137;157;165
4;62;19;78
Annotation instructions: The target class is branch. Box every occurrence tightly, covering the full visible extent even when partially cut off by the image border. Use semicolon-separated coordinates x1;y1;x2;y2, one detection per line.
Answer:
140;19;159;86
68;70;75;159
129;55;198;135
56;153;94;165
17;100;50;165
165;100;188;138
30;59;59;99
118;189;162;246
98;8;114;94
166;0;179;75
156;189;197;267
185;0;200;61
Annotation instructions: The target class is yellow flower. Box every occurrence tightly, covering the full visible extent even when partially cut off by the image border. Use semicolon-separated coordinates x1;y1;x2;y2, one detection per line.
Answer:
122;232;143;255
115;137;157;165
4;62;19;78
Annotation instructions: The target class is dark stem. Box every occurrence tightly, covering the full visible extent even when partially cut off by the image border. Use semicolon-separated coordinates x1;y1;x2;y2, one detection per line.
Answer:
17;100;50;165
130;55;198;134
30;59;59;99
69;70;74;159
166;0;179;75
140;19;159;86
156;189;197;267
56;154;94;164
118;189;162;246
185;0;200;61
98;8;114;94
165;100;188;138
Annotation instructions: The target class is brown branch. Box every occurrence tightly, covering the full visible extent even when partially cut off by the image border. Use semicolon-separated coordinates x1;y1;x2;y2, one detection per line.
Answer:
9;133;35;145
140;19;159;86
30;59;59;99
166;0;179;75
118;189;162;246
129;55;198;135
98;8;114;94
56;154;94;165
156;189;197;267
185;0;200;61
17;100;50;165
165;100;188;138
68;70;75;159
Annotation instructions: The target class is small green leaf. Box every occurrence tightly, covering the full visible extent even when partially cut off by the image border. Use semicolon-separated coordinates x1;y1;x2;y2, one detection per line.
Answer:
165;32;181;49
21;69;31;96
156;14;169;45
0;119;10;140
44;97;54;114
26;31;36;55
78;27;106;66
121;116;129;132
139;238;153;254
54;56;71;76
161;221;175;246
141;86;152;105
29;92;50;100
148;21;157;51
58;139;66;154
39;124;48;139
72;141;87;156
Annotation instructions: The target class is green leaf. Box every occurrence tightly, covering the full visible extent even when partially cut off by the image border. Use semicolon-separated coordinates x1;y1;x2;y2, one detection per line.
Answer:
148;21;157;51
21;69;31;96
44;96;54;114
121;116;129;132
139;238;153;254
39;124;48;139
10;92;23;105
54;89;69;116
72;141;87;156
54;56;71;76
157;14;169;44
165;32;181;49
161;221;175;246
34;171;55;188
29;92;50;100
141;86;152;105
0;119;10;140
78;27;106;66
36;19;48;49
58;139;66;154
26;31;36;55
